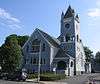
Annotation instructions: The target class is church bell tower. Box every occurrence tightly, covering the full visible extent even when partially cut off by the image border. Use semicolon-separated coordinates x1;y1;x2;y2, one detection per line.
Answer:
59;5;80;57
60;5;80;42
58;5;86;75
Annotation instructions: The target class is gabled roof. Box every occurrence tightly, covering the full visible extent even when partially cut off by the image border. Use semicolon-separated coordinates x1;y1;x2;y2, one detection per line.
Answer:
64;5;75;18
38;28;74;58
37;28;60;47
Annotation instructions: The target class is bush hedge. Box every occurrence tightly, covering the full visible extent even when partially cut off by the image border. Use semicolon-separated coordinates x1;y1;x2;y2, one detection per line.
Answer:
27;73;38;79
40;73;66;81
27;73;66;81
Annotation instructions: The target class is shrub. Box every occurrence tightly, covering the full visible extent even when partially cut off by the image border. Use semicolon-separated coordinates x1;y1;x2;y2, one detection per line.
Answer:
27;73;37;79
40;73;66;81
27;73;66;81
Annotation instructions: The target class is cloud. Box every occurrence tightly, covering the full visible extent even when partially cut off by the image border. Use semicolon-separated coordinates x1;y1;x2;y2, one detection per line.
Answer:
87;8;100;17
0;8;23;29
87;0;100;18
96;0;100;7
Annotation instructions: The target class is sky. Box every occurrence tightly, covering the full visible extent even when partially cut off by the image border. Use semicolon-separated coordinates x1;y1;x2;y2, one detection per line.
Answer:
0;0;100;55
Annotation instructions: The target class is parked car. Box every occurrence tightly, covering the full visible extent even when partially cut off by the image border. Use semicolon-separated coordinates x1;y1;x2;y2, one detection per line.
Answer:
0;73;8;80
0;72;2;79
7;70;27;81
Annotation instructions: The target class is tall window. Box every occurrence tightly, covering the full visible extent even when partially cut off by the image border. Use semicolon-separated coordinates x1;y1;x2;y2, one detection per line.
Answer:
26;45;29;52
44;59;45;64
42;43;45;51
33;58;36;64
24;58;27;64
66;35;70;42
60;36;65;42
40;58;46;64
30;57;32;64
70;61;73;67
77;35;79;42
32;39;40;53
71;36;75;41
41;58;42;64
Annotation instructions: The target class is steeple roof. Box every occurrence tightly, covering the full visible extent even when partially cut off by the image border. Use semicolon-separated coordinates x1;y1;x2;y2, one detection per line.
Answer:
75;14;80;23
64;5;75;18
61;11;64;16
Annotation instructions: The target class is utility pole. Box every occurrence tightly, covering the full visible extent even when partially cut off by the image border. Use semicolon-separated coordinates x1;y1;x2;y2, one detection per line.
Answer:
37;42;42;84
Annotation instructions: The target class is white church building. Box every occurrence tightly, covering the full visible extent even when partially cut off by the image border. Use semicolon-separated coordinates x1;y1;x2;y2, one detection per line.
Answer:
22;6;87;76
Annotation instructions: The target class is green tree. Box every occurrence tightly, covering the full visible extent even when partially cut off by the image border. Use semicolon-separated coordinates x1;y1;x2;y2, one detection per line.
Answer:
0;34;29;72
1;35;22;72
17;35;29;47
84;46;94;62
6;34;29;47
0;47;3;66
95;51;100;63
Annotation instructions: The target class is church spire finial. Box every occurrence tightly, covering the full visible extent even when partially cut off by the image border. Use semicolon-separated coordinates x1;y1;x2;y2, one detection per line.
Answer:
68;5;71;9
61;11;64;15
61;11;64;19
76;14;79;19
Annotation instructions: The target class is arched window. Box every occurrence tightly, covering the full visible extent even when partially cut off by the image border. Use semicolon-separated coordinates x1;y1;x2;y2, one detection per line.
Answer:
33;58;36;64
32;39;40;53
66;35;70;42
30;57;32;64
41;58;42;64
71;36;75;41
44;59;45;64
57;61;66;70
70;61;73;67
26;45;29;52
60;36;64;42
24;58;27;64
77;35;79;42
42;43;45;51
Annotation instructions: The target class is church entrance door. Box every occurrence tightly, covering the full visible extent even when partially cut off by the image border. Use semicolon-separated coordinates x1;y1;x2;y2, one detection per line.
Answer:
57;61;66;70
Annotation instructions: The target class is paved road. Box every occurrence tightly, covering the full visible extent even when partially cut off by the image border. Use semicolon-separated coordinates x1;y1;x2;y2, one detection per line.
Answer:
0;73;100;84
0;80;39;84
58;73;100;84
96;81;100;84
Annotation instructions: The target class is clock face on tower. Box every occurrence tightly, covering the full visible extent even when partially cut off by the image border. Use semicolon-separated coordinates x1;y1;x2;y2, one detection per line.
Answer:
65;23;70;28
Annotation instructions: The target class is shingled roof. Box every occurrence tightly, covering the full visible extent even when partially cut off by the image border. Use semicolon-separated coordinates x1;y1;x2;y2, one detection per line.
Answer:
55;49;67;58
54;47;74;59
37;29;60;47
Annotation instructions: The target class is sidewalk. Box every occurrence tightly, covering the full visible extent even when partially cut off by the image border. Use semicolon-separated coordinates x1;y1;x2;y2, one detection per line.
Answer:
94;75;100;80
26;79;68;84
41;81;68;84
26;79;37;82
